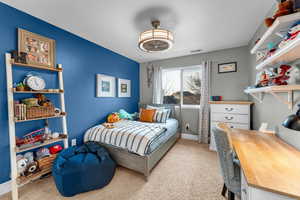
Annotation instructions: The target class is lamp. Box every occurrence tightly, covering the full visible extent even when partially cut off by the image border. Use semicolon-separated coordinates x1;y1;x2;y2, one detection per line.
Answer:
138;20;174;52
282;104;300;131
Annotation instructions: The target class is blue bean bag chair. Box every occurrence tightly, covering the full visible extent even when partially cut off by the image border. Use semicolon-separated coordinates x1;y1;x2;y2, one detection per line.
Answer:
52;142;116;197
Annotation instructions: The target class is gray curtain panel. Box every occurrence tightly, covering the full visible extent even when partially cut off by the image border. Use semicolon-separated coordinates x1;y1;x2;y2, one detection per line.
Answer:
152;66;163;104
198;61;211;143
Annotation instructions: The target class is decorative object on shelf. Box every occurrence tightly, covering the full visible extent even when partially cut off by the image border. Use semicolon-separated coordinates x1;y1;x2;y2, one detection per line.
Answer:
118;78;131;97
18;28;55;68
282;104;300;130
218;62;237;73
51;132;60;139
16;153;39;176
287;65;300;84
293;0;300;11
49;145;63;154
256;50;267;62
54;108;61;116
36;147;51;160
265;0;294;27
44;120;52;140
16;128;45;148
278;20;300;49
15;82;27;91
11;50;27;64
257;71;270;87
210;96;222;101
139;20;174;52
146;63;154;88
23;73;46;91
96;74;116;97
16;155;28;176
272;65;291;85
35;94;52;106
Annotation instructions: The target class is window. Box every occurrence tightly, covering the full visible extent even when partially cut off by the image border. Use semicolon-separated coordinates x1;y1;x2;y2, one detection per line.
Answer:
162;66;202;106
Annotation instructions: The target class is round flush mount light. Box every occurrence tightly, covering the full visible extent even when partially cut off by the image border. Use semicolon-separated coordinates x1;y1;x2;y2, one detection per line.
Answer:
138;20;174;53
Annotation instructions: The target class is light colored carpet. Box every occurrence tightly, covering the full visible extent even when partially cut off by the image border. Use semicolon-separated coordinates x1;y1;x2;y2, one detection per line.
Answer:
0;139;224;200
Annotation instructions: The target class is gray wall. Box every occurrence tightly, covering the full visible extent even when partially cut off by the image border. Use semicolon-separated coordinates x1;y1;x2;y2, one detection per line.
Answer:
140;46;251;134
248;7;300;149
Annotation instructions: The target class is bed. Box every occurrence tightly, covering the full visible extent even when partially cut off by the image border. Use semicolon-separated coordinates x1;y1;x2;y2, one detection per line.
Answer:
84;104;180;180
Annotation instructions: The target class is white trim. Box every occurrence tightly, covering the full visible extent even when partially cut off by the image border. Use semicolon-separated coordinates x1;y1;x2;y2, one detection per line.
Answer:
181;133;199;141
0;180;11;196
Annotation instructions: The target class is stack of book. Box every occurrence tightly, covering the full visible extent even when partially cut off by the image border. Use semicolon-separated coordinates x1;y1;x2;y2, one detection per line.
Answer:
14;101;27;121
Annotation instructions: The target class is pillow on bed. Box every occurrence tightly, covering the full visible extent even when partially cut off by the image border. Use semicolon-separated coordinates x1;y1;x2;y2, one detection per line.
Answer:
146;105;171;123
139;109;156;122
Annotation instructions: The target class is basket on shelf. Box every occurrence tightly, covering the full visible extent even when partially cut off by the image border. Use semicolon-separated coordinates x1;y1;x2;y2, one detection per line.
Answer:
26;105;55;119
38;154;57;171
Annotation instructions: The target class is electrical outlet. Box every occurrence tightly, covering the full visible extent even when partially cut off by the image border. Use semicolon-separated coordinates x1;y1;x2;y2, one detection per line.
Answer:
185;123;190;131
71;139;76;146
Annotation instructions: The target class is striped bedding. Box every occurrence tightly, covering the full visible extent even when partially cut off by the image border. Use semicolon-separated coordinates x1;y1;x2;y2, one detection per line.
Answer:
84;120;167;156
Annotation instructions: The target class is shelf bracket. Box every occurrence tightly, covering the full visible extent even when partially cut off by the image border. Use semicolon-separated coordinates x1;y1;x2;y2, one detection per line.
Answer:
269;91;294;110
248;93;263;103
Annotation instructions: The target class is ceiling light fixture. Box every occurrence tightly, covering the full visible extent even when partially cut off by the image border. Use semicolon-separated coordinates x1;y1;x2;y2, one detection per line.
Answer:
138;20;174;52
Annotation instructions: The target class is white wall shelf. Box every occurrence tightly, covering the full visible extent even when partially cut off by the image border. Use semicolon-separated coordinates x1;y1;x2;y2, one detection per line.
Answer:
251;12;300;54
256;37;300;71
244;85;300;109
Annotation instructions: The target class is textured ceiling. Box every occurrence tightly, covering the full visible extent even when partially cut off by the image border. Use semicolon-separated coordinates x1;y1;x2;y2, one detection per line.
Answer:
2;0;274;63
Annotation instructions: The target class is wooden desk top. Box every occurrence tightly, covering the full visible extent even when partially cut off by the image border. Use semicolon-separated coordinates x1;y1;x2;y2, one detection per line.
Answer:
208;101;253;105
228;128;300;198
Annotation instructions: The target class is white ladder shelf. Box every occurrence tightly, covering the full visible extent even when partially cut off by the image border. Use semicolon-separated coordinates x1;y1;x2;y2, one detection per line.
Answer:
5;53;69;200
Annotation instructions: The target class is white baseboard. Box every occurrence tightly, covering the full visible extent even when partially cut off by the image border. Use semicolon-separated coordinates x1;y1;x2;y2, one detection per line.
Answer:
0;180;11;196
181;133;199;141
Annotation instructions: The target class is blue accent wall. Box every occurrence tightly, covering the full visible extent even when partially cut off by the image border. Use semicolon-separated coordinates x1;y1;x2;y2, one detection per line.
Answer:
0;3;139;183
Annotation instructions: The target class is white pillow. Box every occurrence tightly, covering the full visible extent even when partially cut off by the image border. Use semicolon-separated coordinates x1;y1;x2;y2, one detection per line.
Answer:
146;105;171;123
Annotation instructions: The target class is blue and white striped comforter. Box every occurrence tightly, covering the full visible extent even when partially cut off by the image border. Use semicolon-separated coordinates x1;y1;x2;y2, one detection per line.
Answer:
84;120;166;156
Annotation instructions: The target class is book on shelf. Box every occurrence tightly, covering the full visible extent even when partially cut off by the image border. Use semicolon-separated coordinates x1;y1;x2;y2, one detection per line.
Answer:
14;101;26;121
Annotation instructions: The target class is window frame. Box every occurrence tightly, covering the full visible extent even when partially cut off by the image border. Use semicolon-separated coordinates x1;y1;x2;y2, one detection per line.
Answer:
162;65;202;109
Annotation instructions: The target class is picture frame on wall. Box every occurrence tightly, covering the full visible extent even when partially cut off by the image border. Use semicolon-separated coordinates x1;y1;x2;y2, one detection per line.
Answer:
118;78;131;97
218;62;237;73
96;74;116;97
18;28;56;68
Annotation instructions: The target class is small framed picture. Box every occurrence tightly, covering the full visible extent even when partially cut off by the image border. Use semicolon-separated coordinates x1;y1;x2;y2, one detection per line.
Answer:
218;62;237;73
96;74;116;97
118;78;131;97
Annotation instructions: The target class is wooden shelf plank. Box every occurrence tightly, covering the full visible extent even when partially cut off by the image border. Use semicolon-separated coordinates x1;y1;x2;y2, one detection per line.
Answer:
16;136;67;153
256;37;300;71
17;168;52;185
13;88;64;94
15;113;66;123
11;61;62;72
244;85;300;94
251;12;300;54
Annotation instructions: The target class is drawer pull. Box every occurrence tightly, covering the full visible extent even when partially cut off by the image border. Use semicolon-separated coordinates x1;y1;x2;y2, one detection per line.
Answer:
225;116;234;120
242;188;247;194
225;107;234;111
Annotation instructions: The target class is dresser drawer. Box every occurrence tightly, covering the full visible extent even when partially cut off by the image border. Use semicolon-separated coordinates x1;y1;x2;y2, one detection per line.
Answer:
211;122;249;130
211;113;249;124
211;104;249;115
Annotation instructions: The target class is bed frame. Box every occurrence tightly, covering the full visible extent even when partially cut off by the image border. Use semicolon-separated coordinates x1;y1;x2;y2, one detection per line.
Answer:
98;104;181;181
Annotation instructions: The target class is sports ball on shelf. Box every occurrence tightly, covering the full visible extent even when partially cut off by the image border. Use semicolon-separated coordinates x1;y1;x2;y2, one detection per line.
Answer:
23;73;46;91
